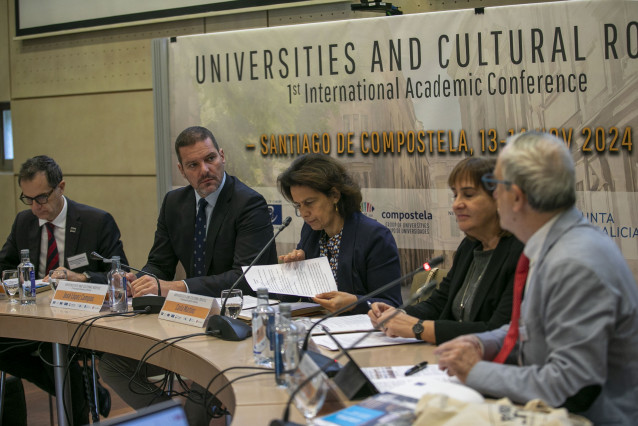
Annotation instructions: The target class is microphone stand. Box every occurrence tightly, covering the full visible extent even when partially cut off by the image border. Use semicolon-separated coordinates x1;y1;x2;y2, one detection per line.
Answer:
90;251;165;313
276;281;438;424
207;216;292;341
301;255;444;352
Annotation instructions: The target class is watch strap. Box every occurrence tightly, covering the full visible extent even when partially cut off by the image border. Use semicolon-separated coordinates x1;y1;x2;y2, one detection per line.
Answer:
413;319;425;340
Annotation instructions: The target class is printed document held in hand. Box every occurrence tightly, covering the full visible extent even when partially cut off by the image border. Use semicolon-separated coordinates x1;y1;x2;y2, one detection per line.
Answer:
243;257;338;297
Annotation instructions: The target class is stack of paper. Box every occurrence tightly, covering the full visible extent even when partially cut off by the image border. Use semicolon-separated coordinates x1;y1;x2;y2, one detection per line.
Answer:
312;331;419;351
309;314;375;335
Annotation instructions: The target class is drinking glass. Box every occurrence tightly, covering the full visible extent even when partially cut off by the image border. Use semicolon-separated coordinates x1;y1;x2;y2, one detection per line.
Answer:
2;270;19;304
48;269;67;291
291;370;329;425
221;289;243;319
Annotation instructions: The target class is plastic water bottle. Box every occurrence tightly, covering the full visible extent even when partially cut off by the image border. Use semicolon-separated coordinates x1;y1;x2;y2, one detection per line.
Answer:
252;288;275;367
107;256;127;312
274;303;299;387
18;249;36;305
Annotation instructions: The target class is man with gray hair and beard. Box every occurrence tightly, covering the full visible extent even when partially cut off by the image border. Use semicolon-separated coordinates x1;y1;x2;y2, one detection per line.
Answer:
435;132;638;424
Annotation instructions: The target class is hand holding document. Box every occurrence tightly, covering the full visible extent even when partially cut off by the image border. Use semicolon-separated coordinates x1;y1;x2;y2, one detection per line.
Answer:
243;257;337;297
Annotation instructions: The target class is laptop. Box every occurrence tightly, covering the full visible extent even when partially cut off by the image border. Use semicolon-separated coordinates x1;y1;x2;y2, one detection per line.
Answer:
94;399;189;426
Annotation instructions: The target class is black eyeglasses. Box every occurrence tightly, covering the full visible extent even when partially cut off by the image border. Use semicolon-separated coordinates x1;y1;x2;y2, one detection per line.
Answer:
481;173;512;191
19;187;57;205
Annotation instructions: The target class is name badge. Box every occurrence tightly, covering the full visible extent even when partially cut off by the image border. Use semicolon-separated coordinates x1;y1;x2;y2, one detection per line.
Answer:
68;253;90;269
50;281;107;312
159;290;220;328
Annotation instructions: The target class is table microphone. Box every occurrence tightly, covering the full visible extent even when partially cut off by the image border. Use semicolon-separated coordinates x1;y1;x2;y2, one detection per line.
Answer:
301;255;445;352
90;251;165;313
330;278;440;399
207;216;292;341
275;281;438;424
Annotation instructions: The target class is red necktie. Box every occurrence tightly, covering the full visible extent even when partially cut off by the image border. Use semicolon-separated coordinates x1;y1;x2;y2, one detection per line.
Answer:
493;253;529;364
45;222;60;274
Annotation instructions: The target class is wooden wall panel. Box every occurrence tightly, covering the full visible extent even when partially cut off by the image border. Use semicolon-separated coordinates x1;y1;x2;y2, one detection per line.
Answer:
0;173;17;244
204;10;268;32
11;92;156;175
269;2;355;26
402;0;556;13
0;0;9;102
9;0;207;98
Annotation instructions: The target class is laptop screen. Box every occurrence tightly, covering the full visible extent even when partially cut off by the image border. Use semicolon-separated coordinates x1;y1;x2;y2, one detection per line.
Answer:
95;400;189;426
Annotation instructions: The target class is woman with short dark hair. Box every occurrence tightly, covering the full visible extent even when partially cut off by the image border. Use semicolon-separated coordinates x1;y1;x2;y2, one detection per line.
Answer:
369;157;524;344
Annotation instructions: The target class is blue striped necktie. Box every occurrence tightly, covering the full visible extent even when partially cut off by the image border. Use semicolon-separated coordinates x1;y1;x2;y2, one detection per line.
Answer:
193;198;208;276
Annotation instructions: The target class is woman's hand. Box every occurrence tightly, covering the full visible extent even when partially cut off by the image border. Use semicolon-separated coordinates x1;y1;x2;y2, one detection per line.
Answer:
376;309;420;338
371;307;436;342
368;302;395;328
278;249;306;263
312;291;357;313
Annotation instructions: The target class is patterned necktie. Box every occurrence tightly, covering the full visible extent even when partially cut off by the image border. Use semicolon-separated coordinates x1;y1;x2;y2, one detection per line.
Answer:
45;222;60;274
493;253;530;364
193;198;208;277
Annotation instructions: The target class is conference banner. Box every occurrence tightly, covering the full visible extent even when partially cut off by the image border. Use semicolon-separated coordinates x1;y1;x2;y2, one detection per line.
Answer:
165;0;638;276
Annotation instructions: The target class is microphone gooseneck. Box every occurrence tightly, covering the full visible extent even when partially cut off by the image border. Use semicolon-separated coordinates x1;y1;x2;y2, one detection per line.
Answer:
220;216;292;316
301;255;444;352
280;280;438;422
91;251;162;296
91;251;165;313
207;217;292;341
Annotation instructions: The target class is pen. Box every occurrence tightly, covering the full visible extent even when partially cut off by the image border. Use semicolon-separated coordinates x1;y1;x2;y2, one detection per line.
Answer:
404;361;429;376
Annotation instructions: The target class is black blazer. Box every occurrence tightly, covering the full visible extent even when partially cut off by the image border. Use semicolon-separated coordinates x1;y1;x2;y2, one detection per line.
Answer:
142;174;276;297
297;212;402;314
405;234;524;344
0;198;128;284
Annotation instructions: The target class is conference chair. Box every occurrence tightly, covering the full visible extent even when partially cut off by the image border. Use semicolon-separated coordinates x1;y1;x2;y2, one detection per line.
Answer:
409;267;448;304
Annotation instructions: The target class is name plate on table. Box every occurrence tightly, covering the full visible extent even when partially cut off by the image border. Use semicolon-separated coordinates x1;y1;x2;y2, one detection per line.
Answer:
159;290;220;328
50;281;108;312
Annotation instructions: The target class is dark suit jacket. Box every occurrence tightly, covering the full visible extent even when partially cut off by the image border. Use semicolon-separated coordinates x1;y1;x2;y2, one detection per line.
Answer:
142;174;276;297
0;198;128;284
297;212;402;315
405;234;523;344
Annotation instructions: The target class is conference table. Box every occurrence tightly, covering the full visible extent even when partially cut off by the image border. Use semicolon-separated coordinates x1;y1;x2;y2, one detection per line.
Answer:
0;292;437;425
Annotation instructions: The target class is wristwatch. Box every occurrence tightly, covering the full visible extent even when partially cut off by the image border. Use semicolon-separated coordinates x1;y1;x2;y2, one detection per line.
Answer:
412;319;424;340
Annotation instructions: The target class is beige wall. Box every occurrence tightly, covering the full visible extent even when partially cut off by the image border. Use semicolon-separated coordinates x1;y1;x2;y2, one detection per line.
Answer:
0;0;554;268
0;0;8;102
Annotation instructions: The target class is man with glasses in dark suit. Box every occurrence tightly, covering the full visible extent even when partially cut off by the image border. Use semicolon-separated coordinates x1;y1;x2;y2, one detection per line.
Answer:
0;155;128;425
